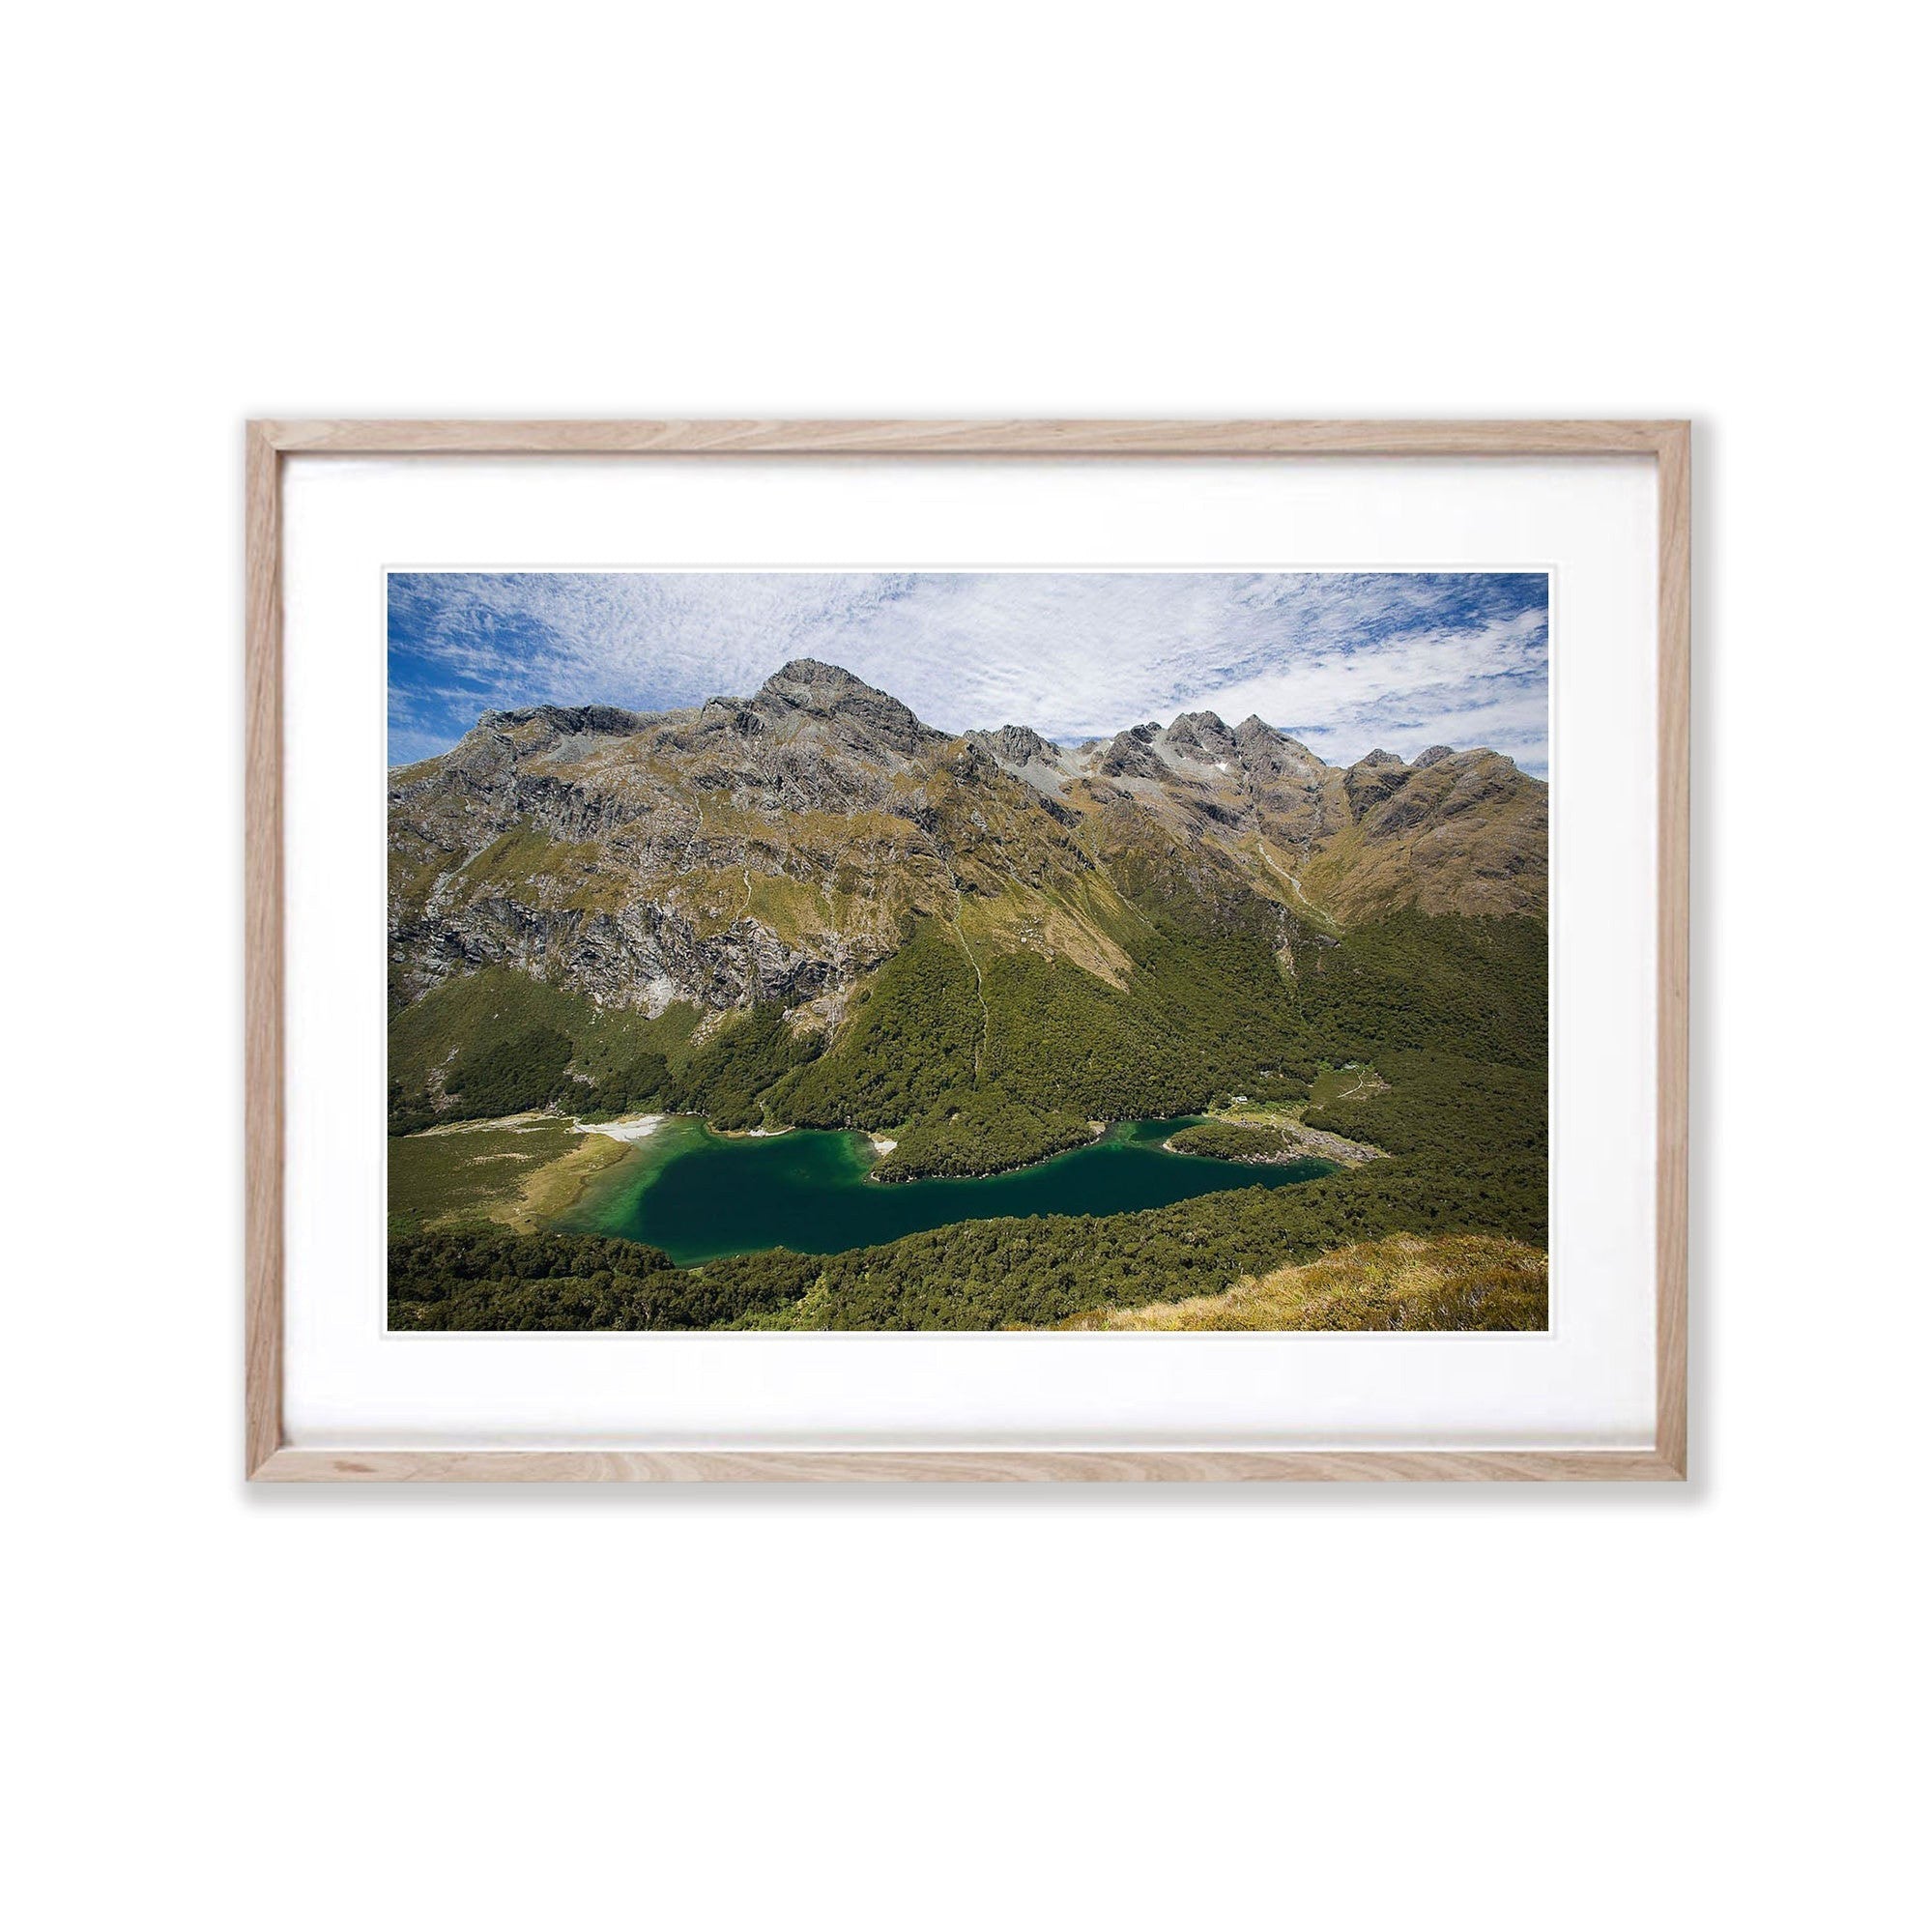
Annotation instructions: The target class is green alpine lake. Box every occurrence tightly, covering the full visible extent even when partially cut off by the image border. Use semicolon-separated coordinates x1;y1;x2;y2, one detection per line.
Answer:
559;1115;1339;1265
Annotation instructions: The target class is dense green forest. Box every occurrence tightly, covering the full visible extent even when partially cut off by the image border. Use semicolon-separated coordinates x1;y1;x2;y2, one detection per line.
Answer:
389;1227;793;1330
391;1229;666;1329
782;921;981;1129
878;1093;1098;1180
1294;910;1548;1070
446;1024;574;1114
676;1004;824;1129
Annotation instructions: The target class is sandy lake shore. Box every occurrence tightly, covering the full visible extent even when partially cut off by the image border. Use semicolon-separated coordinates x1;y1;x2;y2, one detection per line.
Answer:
574;1113;666;1142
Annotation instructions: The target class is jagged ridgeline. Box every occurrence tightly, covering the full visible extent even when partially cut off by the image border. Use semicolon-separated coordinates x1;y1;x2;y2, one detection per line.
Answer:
389;657;1547;1181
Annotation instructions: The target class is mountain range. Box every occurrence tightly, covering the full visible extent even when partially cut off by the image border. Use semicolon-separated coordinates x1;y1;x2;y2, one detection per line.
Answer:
389;656;1546;1024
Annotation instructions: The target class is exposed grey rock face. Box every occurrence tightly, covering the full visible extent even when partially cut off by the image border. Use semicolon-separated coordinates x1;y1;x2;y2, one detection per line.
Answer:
1230;715;1326;784
1163;710;1237;764
945;739;999;784
390;893;844;1015
1343;750;1417;820
969;723;1056;767
1269;1118;1388;1165
476;703;649;738
1095;724;1167;779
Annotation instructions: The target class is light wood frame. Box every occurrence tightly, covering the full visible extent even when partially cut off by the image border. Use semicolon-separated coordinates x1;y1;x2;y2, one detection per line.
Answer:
245;418;1689;1483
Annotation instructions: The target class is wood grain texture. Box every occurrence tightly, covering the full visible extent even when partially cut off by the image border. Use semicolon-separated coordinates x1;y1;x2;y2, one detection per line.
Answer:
258;418;1682;458
252;1448;1685;1484
1655;423;1692;1478
245;423;284;1478
244;418;1691;1484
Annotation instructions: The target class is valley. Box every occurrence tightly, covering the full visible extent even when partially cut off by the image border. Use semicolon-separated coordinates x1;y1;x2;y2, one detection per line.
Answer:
387;658;1549;1330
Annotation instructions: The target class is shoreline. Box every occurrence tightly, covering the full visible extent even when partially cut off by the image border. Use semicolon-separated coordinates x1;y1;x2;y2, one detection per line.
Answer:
1162;1142;1345;1170
398;1101;1357;1267
576;1110;1163;1190
864;1118;1121;1186
500;1129;632;1231
1163;1119;1383;1168
408;1106;1336;1215
574;1112;667;1143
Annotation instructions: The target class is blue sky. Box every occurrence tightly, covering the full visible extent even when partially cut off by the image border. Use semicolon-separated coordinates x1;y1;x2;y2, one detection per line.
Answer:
388;571;1550;774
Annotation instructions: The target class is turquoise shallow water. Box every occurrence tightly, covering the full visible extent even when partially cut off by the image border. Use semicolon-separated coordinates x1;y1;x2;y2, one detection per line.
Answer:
562;1115;1337;1265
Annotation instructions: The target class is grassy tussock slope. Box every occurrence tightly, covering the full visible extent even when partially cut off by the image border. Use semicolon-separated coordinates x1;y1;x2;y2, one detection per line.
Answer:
1060;1231;1546;1331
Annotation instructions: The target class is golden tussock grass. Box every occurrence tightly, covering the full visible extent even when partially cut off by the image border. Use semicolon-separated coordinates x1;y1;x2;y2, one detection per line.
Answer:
1060;1232;1548;1331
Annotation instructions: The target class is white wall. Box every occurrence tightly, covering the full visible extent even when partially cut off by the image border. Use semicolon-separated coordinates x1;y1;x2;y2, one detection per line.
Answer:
9;5;1925;1929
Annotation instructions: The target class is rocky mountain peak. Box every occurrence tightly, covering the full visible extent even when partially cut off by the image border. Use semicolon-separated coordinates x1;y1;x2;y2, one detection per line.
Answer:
755;657;876;706
750;658;941;758
1096;724;1167;779
1227;714;1326;780
1165;710;1236;761
970;723;1058;766
1414;744;1456;767
1343;748;1418;819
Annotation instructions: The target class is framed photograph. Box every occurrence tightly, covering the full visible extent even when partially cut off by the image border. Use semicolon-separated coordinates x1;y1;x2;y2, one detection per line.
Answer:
246;419;1688;1482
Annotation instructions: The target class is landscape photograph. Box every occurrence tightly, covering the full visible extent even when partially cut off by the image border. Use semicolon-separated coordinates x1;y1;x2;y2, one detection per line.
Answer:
386;570;1550;1332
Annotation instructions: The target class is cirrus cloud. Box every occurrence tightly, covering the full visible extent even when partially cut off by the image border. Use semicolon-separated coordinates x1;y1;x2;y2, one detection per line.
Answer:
388;569;1549;774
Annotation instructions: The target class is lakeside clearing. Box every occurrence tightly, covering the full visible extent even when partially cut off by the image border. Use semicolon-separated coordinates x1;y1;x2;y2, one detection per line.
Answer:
1310;1063;1389;1108
389;1115;631;1233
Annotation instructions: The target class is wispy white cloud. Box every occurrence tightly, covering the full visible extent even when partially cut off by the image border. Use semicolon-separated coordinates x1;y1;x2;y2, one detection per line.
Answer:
389;570;1549;773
